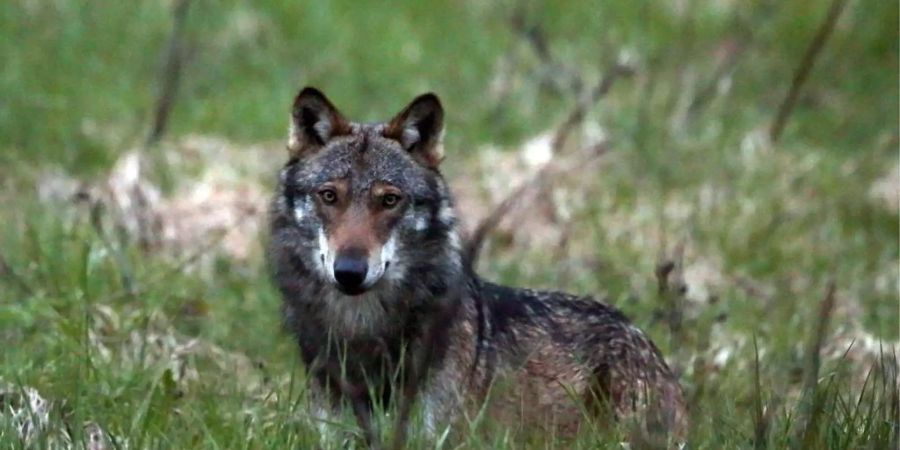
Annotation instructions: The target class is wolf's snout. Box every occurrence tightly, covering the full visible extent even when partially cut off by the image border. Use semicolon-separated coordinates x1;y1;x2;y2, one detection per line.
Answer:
333;254;368;295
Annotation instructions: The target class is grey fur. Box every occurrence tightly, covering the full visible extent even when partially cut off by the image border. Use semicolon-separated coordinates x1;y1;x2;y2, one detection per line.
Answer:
268;88;686;447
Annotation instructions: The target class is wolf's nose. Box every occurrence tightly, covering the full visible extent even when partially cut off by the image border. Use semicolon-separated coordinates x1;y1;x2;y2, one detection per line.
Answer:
333;256;368;295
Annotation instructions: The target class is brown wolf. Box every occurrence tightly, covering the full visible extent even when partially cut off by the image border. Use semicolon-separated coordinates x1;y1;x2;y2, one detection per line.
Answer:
268;87;686;447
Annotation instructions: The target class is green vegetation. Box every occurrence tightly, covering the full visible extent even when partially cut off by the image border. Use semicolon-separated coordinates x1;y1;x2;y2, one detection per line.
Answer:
1;0;897;448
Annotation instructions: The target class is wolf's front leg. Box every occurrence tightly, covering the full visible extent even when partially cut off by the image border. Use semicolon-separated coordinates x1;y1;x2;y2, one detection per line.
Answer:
305;375;383;449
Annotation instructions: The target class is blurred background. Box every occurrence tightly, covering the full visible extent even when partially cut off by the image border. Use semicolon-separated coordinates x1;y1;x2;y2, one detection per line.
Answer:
0;0;897;447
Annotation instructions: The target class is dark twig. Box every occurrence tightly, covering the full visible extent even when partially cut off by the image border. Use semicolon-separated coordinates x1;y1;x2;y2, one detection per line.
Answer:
752;335;769;450
87;200;137;298
749;337;783;450
769;0;848;143
551;62;634;151
464;64;630;267
146;0;191;147
463;165;547;268
510;10;583;96
886;348;899;450
686;39;748;120
655;241;687;345
0;250;34;297
792;279;837;446
552;219;576;285
686;3;772;122
463;140;609;269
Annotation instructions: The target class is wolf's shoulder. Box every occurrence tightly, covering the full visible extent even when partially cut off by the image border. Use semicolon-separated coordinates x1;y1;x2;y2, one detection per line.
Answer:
473;279;633;329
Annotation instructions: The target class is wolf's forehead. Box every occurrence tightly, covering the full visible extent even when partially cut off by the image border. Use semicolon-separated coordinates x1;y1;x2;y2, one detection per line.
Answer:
295;137;428;190
352;151;429;191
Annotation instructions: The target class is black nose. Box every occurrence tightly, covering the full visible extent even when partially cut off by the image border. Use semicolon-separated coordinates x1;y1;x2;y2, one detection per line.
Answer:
333;255;368;295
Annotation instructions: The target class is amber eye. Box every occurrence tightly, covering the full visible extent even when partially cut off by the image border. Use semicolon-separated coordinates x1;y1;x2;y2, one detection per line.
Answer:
381;193;401;209
318;188;338;205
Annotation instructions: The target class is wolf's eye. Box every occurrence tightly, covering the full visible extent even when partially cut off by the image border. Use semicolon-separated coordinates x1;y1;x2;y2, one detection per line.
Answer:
318;189;337;205
381;193;401;209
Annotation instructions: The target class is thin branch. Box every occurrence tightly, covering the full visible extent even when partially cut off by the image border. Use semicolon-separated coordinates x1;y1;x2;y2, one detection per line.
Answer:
88;199;137;298
686;39;748;120
463;140;610;269
686;3;771;121
146;0;192;148
655;241;687;348
552;62;634;151
752;335;769;450
464;64;631;267
0;250;34;297
769;0;848;143
510;9;583;96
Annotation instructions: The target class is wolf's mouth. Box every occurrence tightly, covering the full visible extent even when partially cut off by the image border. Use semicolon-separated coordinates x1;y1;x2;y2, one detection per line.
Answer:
336;284;367;296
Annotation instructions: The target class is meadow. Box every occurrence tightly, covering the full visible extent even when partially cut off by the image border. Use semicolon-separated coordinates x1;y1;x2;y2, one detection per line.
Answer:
0;1;897;448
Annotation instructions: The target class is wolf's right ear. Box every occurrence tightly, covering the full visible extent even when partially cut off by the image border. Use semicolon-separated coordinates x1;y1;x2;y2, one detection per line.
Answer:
288;87;350;158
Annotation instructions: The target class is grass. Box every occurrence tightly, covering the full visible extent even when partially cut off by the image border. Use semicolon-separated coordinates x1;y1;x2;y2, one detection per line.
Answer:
0;0;897;448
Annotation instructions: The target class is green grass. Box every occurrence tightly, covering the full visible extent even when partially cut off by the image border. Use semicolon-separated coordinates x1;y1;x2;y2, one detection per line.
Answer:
1;0;897;448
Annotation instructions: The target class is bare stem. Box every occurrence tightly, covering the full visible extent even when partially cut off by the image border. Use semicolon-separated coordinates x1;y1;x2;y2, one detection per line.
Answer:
464;64;630;267
769;0;848;143
146;0;191;148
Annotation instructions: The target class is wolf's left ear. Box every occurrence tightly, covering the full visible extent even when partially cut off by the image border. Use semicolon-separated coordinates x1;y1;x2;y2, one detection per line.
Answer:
384;93;444;168
288;87;350;158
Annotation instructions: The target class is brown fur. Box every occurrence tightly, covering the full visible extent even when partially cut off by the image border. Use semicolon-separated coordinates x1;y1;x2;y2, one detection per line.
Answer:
269;87;687;448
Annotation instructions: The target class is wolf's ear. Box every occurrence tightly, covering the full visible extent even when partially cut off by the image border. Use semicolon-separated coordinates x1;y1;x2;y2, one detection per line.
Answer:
384;93;444;168
288;87;350;158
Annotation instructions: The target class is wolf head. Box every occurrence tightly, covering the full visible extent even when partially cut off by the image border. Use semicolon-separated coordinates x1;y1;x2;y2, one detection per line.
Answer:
270;88;463;337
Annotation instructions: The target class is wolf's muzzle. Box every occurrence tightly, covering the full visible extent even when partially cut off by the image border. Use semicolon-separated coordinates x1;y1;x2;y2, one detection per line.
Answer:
333;253;368;295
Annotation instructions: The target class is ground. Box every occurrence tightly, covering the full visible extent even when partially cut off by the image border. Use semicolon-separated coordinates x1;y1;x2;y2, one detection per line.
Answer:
0;1;897;448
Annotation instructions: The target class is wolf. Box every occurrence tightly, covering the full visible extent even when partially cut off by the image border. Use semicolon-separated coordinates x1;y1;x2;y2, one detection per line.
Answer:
268;87;687;447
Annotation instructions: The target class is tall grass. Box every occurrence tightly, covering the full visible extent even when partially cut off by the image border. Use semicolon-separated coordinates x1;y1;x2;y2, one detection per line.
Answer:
1;0;897;448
